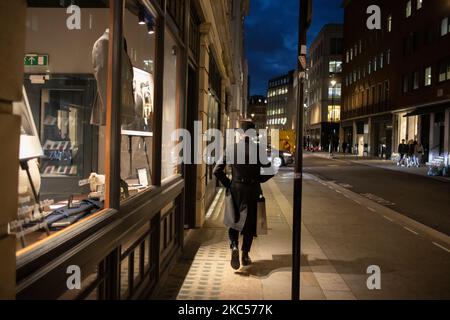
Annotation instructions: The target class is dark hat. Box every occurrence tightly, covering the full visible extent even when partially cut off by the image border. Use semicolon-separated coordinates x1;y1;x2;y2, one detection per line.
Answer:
239;120;256;131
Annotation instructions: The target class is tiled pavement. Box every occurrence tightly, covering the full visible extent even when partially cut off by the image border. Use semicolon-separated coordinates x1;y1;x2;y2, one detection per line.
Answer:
154;174;356;300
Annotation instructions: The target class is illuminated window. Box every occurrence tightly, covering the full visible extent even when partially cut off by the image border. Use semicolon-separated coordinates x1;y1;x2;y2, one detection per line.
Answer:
329;61;343;73
328;105;341;122
406;1;412;18
424;66;432;86
387;15;392;32
417;0;422;9
441;18;449;36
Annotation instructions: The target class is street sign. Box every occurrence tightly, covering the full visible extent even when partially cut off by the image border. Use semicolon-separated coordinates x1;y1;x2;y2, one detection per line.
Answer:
299;55;307;70
24;54;49;66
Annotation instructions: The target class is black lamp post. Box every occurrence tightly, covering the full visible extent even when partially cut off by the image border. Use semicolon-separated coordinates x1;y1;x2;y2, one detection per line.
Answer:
293;0;312;301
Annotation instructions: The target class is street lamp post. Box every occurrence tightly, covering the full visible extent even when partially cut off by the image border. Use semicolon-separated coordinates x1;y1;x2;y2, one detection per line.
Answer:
330;78;336;154
293;0;312;301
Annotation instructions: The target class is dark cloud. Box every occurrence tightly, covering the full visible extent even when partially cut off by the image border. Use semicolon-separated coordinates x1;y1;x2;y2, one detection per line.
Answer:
245;0;344;96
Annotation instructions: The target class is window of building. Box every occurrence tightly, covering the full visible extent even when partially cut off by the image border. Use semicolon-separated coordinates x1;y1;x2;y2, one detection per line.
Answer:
380;53;384;69
387;15;392;32
438;59;450;82
328;105;341;122
441;17;449;36
14;1;114;251
368;61;372;74
373;56;378;72
329;61;343;73
424;67;432;86
403;75;410;93
329;83;342;99
386;49;391;64
413;71;420;89
406;1;412;18
417;0;422;9
121;3;158;200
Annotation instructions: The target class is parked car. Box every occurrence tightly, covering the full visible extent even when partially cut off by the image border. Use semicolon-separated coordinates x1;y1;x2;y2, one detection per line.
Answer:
268;149;294;167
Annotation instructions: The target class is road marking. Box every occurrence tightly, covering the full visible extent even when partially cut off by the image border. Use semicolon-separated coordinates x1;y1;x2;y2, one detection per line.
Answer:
432;242;450;253
335;190;342;194
403;227;419;236
383;216;394;222
367;207;376;213
353;199;361;205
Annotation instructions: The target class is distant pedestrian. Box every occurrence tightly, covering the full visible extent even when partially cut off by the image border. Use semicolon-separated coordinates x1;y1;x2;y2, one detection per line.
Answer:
342;141;348;154
398;139;407;166
414;141;424;167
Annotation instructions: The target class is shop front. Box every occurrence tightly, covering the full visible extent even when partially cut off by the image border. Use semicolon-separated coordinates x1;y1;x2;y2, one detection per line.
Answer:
3;0;196;300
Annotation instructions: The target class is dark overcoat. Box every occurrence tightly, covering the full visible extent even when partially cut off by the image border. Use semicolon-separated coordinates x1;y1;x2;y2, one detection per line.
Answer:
214;137;274;237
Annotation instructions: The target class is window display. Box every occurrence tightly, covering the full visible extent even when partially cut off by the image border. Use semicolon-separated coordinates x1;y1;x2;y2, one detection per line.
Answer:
11;3;110;251
120;2;157;200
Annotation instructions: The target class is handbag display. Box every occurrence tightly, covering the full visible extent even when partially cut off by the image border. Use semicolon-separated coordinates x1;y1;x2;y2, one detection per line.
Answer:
256;195;268;236
223;188;247;232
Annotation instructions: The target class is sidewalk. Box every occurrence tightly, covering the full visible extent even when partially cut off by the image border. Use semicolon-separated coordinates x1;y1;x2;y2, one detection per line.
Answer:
310;151;450;182
154;176;356;300
154;170;450;300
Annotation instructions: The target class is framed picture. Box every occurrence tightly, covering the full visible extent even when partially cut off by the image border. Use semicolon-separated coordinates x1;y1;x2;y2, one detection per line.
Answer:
137;168;149;187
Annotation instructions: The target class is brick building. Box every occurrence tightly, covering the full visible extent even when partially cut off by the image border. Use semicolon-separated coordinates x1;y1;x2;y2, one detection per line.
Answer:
342;0;450;164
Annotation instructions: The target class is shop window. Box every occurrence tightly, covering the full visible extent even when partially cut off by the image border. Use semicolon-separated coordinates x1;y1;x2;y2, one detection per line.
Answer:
161;30;182;180
120;1;157;201
12;2;111;251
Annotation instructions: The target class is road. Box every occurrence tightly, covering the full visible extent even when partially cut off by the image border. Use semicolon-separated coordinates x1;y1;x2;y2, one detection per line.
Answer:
302;153;450;236
272;156;450;299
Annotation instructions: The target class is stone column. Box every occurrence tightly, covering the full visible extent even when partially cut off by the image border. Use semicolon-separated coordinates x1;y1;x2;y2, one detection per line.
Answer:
195;23;211;228
445;109;450;166
429;113;435;163
0;0;27;299
352;120;357;155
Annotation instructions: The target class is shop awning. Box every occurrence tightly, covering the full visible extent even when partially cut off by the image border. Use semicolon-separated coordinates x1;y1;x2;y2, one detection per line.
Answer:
404;103;449;117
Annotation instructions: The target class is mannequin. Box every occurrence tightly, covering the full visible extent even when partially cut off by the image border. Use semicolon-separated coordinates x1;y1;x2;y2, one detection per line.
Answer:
91;28;109;126
91;29;136;128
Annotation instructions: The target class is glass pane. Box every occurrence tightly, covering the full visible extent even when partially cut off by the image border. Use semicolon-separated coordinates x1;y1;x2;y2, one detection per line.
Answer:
120;1;157;201
161;30;181;180
13;2;110;252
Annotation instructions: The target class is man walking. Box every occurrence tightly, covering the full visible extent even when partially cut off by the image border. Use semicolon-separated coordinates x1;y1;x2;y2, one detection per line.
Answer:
398;139;407;166
214;121;275;270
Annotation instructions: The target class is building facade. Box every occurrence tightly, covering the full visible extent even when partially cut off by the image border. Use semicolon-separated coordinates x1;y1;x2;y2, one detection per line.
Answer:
267;70;296;131
248;95;267;129
0;0;248;300
342;0;450;163
306;24;343;151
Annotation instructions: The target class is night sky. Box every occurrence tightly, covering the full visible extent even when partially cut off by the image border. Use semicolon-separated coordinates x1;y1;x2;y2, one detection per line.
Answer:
245;0;344;96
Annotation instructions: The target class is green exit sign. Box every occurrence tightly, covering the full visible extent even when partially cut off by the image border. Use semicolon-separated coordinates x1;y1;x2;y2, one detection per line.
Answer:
24;54;49;66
